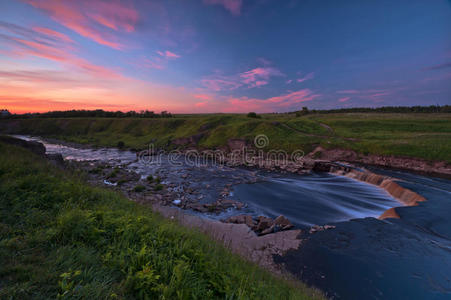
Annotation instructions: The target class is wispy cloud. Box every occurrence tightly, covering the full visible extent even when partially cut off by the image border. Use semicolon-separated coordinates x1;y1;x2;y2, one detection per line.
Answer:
421;62;451;71
133;50;181;70
240;67;284;88
11;37;121;78
24;0;138;50
336;88;398;103
157;50;181;59
224;89;320;112
0;21;122;79
32;26;74;43
201;77;243;91
202;66;284;91
203;0;243;16
296;72;314;83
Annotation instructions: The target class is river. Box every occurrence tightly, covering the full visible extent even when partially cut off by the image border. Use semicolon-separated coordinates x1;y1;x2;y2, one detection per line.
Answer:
15;135;451;299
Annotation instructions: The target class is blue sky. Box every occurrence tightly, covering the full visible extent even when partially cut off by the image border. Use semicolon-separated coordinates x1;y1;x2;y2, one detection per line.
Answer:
0;0;450;113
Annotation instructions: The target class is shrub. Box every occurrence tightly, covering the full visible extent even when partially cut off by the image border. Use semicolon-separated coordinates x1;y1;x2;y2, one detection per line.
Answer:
117;141;125;149
154;184;163;191
133;185;145;192
247;112;260;118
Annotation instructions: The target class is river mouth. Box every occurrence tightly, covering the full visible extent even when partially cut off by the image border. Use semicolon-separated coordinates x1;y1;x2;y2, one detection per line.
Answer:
14;135;400;227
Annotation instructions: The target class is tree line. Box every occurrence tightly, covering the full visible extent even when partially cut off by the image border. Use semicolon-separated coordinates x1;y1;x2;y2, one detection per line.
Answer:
293;105;451;115
2;109;173;119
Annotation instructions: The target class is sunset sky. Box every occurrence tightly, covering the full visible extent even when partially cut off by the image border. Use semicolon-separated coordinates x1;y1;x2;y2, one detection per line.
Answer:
0;0;450;114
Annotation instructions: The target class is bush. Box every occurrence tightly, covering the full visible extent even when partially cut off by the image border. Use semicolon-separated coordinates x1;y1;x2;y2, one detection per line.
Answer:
247;112;260;118
154;184;163;191
117;141;125;149
133;185;145;192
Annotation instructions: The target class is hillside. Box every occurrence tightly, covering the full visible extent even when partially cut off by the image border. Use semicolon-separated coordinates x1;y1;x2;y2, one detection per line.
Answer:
1;113;451;163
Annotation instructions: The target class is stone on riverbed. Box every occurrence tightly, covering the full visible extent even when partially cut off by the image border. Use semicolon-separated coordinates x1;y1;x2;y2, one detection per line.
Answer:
224;215;254;228
273;215;294;230
223;214;294;236
309;224;336;234
256;216;274;232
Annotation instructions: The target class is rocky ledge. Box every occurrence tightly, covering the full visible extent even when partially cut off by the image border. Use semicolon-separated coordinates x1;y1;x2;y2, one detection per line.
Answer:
222;214;294;236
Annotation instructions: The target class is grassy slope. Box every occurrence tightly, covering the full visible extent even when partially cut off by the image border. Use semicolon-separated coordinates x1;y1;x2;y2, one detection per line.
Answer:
1;112;450;162
0;142;321;299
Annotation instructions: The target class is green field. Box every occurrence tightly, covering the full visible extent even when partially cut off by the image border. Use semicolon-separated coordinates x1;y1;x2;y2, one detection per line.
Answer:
0;142;322;299
1;112;451;162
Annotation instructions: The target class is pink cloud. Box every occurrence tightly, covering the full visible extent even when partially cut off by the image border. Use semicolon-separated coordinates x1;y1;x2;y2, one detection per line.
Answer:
336;88;398;103
10;37;121;79
202;66;284;91
157;50;181;59
225;89;320;112
195;101;208;107
132;50;180;71
203;0;242;16
25;0;138;50
32;26;74;43
336;90;360;94
201;78;243;91
240;67;284;87
296;72;314;83
194;94;213;100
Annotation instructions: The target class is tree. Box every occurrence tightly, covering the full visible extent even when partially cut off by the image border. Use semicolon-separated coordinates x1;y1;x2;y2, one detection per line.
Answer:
247;112;260;118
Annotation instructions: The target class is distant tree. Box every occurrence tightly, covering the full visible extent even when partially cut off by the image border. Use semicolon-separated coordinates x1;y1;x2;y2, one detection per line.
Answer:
0;109;11;118
247;112;260;118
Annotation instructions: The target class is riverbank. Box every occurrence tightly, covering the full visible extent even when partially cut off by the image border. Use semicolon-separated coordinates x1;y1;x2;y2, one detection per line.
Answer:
0;141;323;299
1;113;450;167
4;135;450;299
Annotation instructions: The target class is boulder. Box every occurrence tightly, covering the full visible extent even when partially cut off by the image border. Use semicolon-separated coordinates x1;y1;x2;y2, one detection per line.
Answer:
255;216;274;232
309;224;336;234
224;215;254;228
217;199;244;210
260;224;275;236
189;203;208;213
273;215;293;230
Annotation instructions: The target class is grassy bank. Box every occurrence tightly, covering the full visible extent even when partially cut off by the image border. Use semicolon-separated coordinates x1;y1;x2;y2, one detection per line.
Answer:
1;112;450;162
0;142;321;299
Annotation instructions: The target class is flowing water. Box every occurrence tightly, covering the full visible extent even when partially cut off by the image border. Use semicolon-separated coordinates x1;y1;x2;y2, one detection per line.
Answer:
16;135;399;227
14;136;451;299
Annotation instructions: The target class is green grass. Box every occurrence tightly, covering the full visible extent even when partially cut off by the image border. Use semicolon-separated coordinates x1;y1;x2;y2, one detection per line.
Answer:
306;113;451;162
1;112;450;162
0;142;322;299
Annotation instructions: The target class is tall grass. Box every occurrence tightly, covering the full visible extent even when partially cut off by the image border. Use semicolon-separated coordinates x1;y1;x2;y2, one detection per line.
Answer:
0;142;322;299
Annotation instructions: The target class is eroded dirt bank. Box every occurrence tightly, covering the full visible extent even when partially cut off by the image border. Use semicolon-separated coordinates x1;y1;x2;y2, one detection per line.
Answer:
309;146;451;178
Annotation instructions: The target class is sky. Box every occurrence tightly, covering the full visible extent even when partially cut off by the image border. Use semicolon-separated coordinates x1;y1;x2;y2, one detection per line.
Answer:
0;0;450;114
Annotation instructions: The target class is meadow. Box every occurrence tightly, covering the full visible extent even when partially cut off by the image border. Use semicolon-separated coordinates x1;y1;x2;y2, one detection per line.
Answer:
1;112;450;162
0;141;322;299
